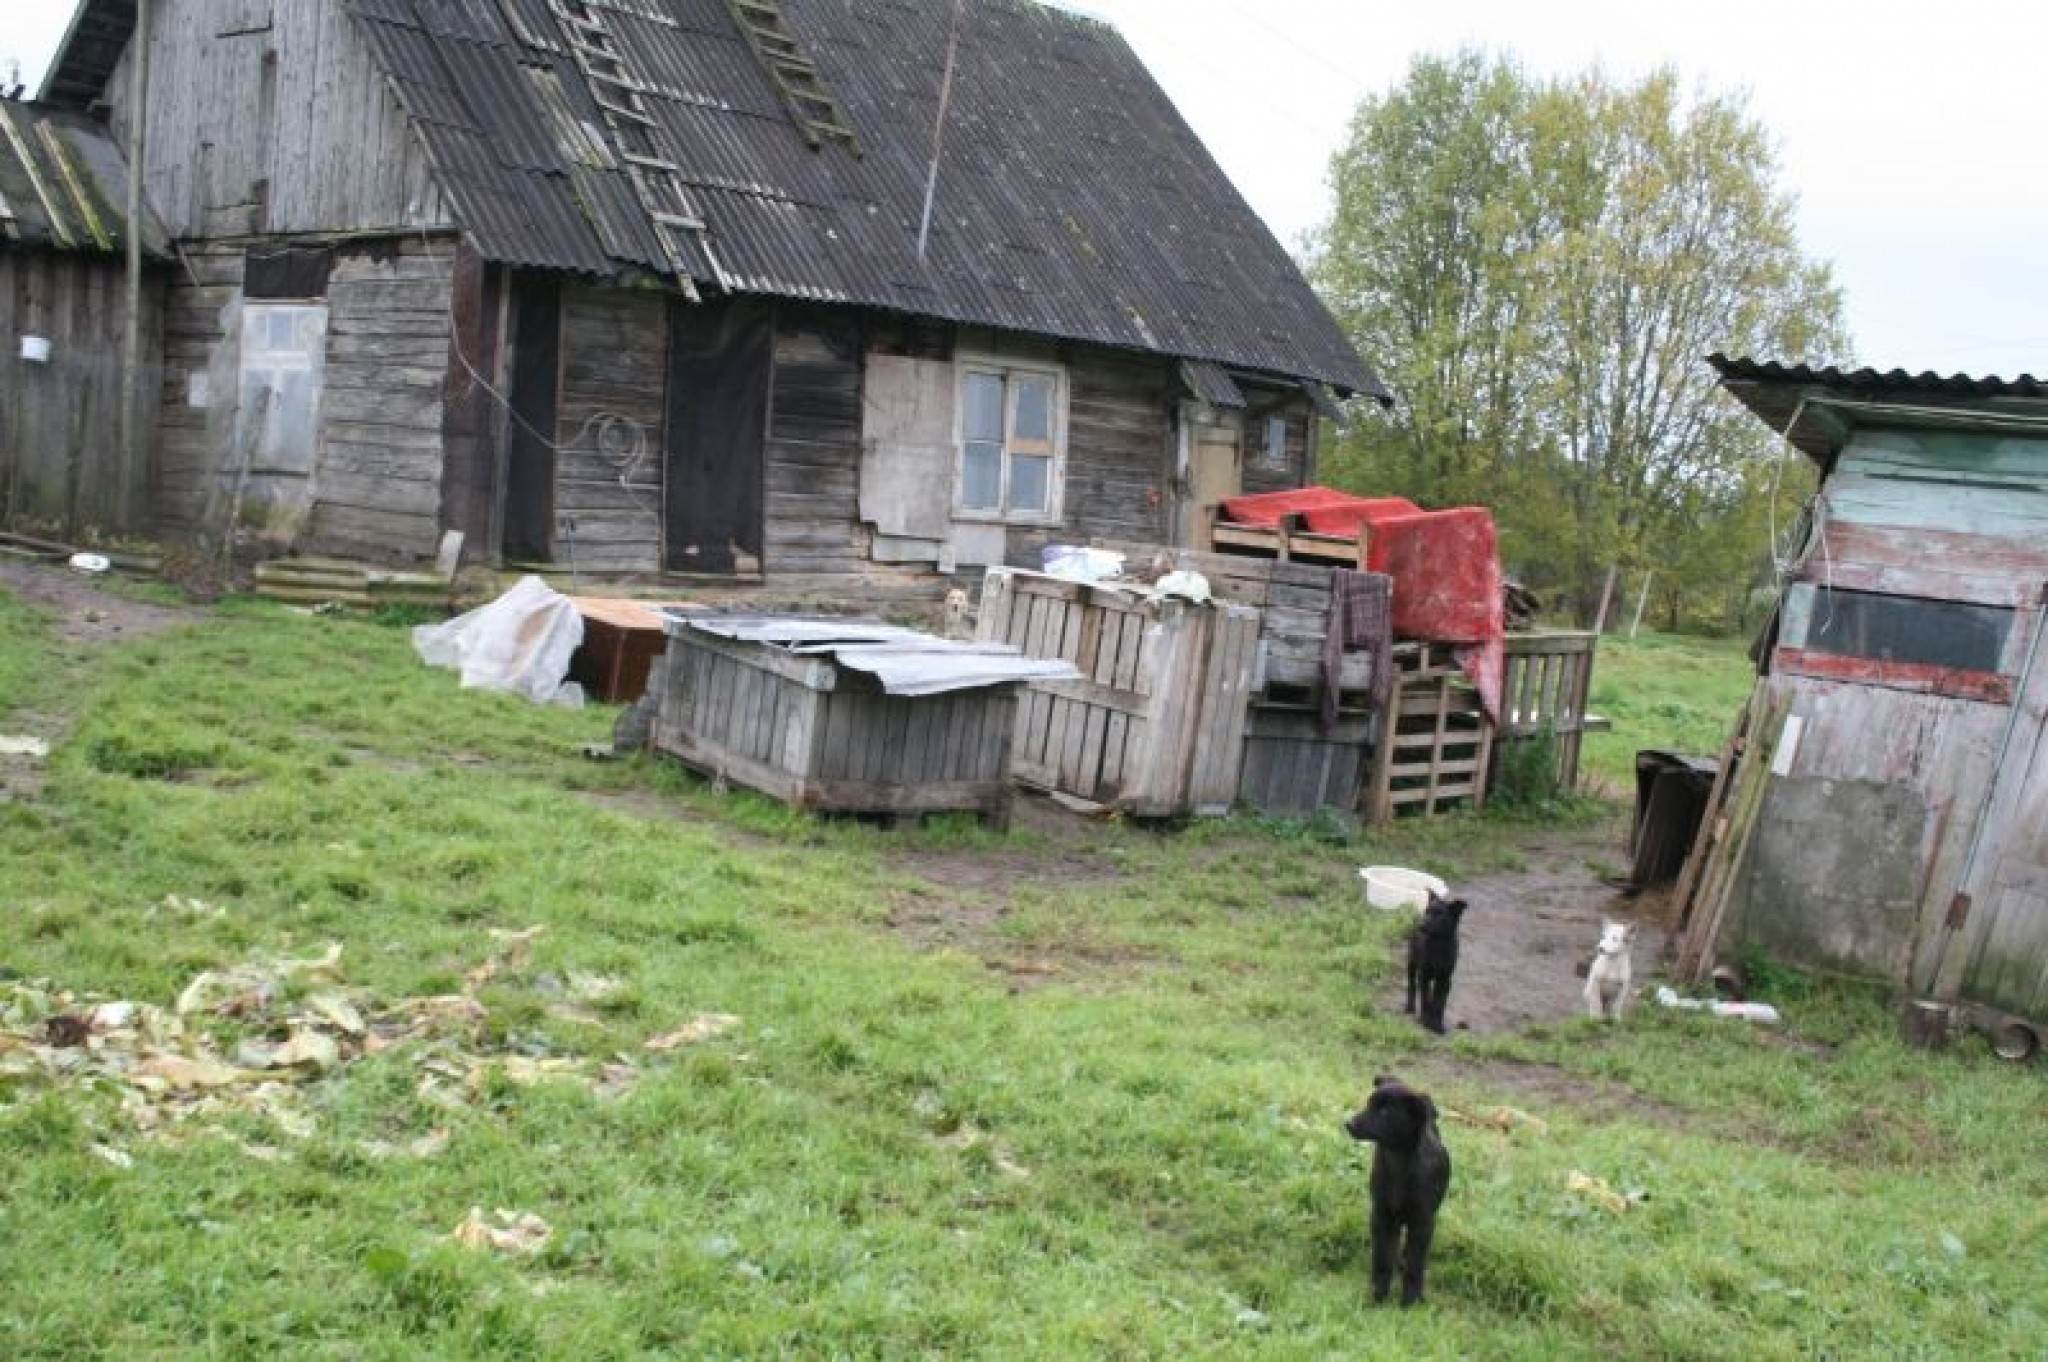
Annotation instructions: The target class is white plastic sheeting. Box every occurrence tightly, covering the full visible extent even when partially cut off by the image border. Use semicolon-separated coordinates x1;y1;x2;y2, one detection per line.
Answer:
413;575;586;707
673;616;1081;697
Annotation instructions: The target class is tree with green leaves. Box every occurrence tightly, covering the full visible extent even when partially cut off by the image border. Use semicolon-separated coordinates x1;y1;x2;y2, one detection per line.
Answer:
1309;52;1846;628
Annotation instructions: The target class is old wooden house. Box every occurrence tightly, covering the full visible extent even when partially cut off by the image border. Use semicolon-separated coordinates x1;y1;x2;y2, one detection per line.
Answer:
1677;356;2048;1053
0;98;169;537
39;0;1380;586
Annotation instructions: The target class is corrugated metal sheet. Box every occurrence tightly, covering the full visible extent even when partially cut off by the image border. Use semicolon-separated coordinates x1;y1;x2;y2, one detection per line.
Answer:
0;100;169;258
339;0;1378;396
671;614;1081;694
1179;360;1246;410
1711;353;2048;464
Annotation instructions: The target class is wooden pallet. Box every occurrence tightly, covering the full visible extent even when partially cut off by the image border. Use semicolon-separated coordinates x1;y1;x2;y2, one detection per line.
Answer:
1362;644;1493;820
1208;512;1366;568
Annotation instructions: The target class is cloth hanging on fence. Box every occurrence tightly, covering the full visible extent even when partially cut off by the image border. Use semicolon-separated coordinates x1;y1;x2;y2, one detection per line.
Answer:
1322;569;1393;734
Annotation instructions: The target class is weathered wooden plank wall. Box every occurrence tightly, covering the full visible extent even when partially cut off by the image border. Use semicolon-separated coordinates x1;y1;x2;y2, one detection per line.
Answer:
154;243;243;538
1734;663;2003;994
0;251;164;535
1011;348;1173;565
1238;388;1314;496
306;238;454;558
151;236;455;559
108;0;450;238
764;310;867;579
553;286;665;572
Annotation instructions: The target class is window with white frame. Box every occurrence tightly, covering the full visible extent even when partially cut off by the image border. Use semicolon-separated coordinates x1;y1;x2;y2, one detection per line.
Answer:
956;360;1065;521
238;302;328;473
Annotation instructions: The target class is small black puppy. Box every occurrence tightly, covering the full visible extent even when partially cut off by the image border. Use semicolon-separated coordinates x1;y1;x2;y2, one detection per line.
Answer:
1344;1074;1452;1306
1404;891;1468;1034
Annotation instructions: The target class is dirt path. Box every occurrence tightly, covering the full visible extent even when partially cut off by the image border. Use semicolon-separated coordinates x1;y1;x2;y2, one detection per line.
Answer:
0;561;198;801
1394;824;1671;1036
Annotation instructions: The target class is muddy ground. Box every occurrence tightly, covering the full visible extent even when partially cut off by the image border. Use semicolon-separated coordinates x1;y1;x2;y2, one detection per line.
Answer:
2;559;1668;1034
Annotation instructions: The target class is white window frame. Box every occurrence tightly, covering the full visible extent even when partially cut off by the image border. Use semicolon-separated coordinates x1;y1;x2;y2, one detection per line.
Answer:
237;301;328;474
952;356;1068;525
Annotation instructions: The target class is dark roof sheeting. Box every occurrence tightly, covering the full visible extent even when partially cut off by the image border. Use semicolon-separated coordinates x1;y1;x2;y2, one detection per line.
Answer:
1710;354;2048;463
37;0;134;110
0;99;170;258
336;0;1376;394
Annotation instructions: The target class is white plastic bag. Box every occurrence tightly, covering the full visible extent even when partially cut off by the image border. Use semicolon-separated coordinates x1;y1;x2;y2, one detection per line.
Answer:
412;575;586;707
1042;544;1125;583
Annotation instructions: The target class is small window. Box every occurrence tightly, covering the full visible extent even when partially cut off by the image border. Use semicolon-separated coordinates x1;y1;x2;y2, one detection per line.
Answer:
1259;415;1290;469
1804;589;2013;673
956;360;1065;522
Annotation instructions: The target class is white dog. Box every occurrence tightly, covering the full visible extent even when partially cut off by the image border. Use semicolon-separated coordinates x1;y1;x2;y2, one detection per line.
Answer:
1583;920;1636;1020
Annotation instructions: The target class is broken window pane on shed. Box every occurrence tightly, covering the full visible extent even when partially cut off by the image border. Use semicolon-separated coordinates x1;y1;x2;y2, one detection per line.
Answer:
1804;588;2013;673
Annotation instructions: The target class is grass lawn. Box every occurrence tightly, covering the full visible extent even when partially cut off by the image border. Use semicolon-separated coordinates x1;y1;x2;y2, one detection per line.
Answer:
1;580;2042;1358
1579;631;1757;796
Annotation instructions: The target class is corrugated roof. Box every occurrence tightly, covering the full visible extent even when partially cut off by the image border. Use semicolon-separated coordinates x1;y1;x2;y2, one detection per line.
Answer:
0;99;169;258
336;0;1377;396
37;0;134;110
1710;354;2048;464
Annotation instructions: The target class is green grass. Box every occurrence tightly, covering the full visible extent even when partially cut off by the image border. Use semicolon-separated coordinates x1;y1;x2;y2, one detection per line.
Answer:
1581;632;1756;795
1;587;2043;1357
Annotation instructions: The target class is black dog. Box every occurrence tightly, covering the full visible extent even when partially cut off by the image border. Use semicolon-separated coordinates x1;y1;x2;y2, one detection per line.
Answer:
1344;1075;1452;1306
1404;892;1468;1034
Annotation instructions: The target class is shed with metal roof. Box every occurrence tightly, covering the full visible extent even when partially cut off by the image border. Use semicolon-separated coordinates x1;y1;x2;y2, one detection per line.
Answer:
1673;355;2048;1058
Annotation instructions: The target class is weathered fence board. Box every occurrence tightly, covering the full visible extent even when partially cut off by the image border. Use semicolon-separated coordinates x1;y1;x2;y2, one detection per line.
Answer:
979;567;1258;817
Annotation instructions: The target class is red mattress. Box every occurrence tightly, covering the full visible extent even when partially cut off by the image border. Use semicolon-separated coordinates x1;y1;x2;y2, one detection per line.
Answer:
1365;507;1506;723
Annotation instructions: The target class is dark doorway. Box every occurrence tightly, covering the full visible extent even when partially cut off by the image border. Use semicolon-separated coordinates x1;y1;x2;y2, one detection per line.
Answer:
502;275;561;563
665;297;771;574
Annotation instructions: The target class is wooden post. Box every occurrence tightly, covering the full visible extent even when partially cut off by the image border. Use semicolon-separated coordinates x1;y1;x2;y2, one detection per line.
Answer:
1629;571;1653;638
1592;565;1618;633
121;0;152;522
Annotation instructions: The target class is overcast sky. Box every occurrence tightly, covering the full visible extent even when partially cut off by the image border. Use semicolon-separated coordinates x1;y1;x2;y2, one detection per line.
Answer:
7;0;2044;378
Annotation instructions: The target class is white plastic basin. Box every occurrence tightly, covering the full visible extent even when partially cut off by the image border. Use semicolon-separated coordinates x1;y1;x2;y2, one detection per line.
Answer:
1359;865;1448;912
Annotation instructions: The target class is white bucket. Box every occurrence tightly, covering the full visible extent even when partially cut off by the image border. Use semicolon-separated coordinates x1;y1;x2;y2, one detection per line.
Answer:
20;335;52;363
1359;865;1448;912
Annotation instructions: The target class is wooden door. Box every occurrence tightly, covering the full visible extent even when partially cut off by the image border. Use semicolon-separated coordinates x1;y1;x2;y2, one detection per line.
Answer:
1936;596;2048;1013
1184;411;1242;549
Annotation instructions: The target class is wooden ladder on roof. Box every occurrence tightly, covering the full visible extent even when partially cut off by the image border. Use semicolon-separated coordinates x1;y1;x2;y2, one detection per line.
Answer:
721;0;860;154
547;0;716;295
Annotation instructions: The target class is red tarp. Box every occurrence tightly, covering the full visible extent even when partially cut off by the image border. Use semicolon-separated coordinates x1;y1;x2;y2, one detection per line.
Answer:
1219;486;1381;528
1365;507;1505;723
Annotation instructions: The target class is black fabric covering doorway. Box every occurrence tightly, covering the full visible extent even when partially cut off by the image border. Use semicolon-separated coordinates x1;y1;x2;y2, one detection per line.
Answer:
502;276;561;563
665;298;771;574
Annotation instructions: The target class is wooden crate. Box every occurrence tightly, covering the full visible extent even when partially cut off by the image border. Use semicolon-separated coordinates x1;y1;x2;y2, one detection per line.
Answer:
1208;511;1367;568
977;568;1259;817
568;597;695;703
1237;701;1371;814
1498;630;1602;793
1088;540;1379;699
1362;642;1494;820
651;623;1018;824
